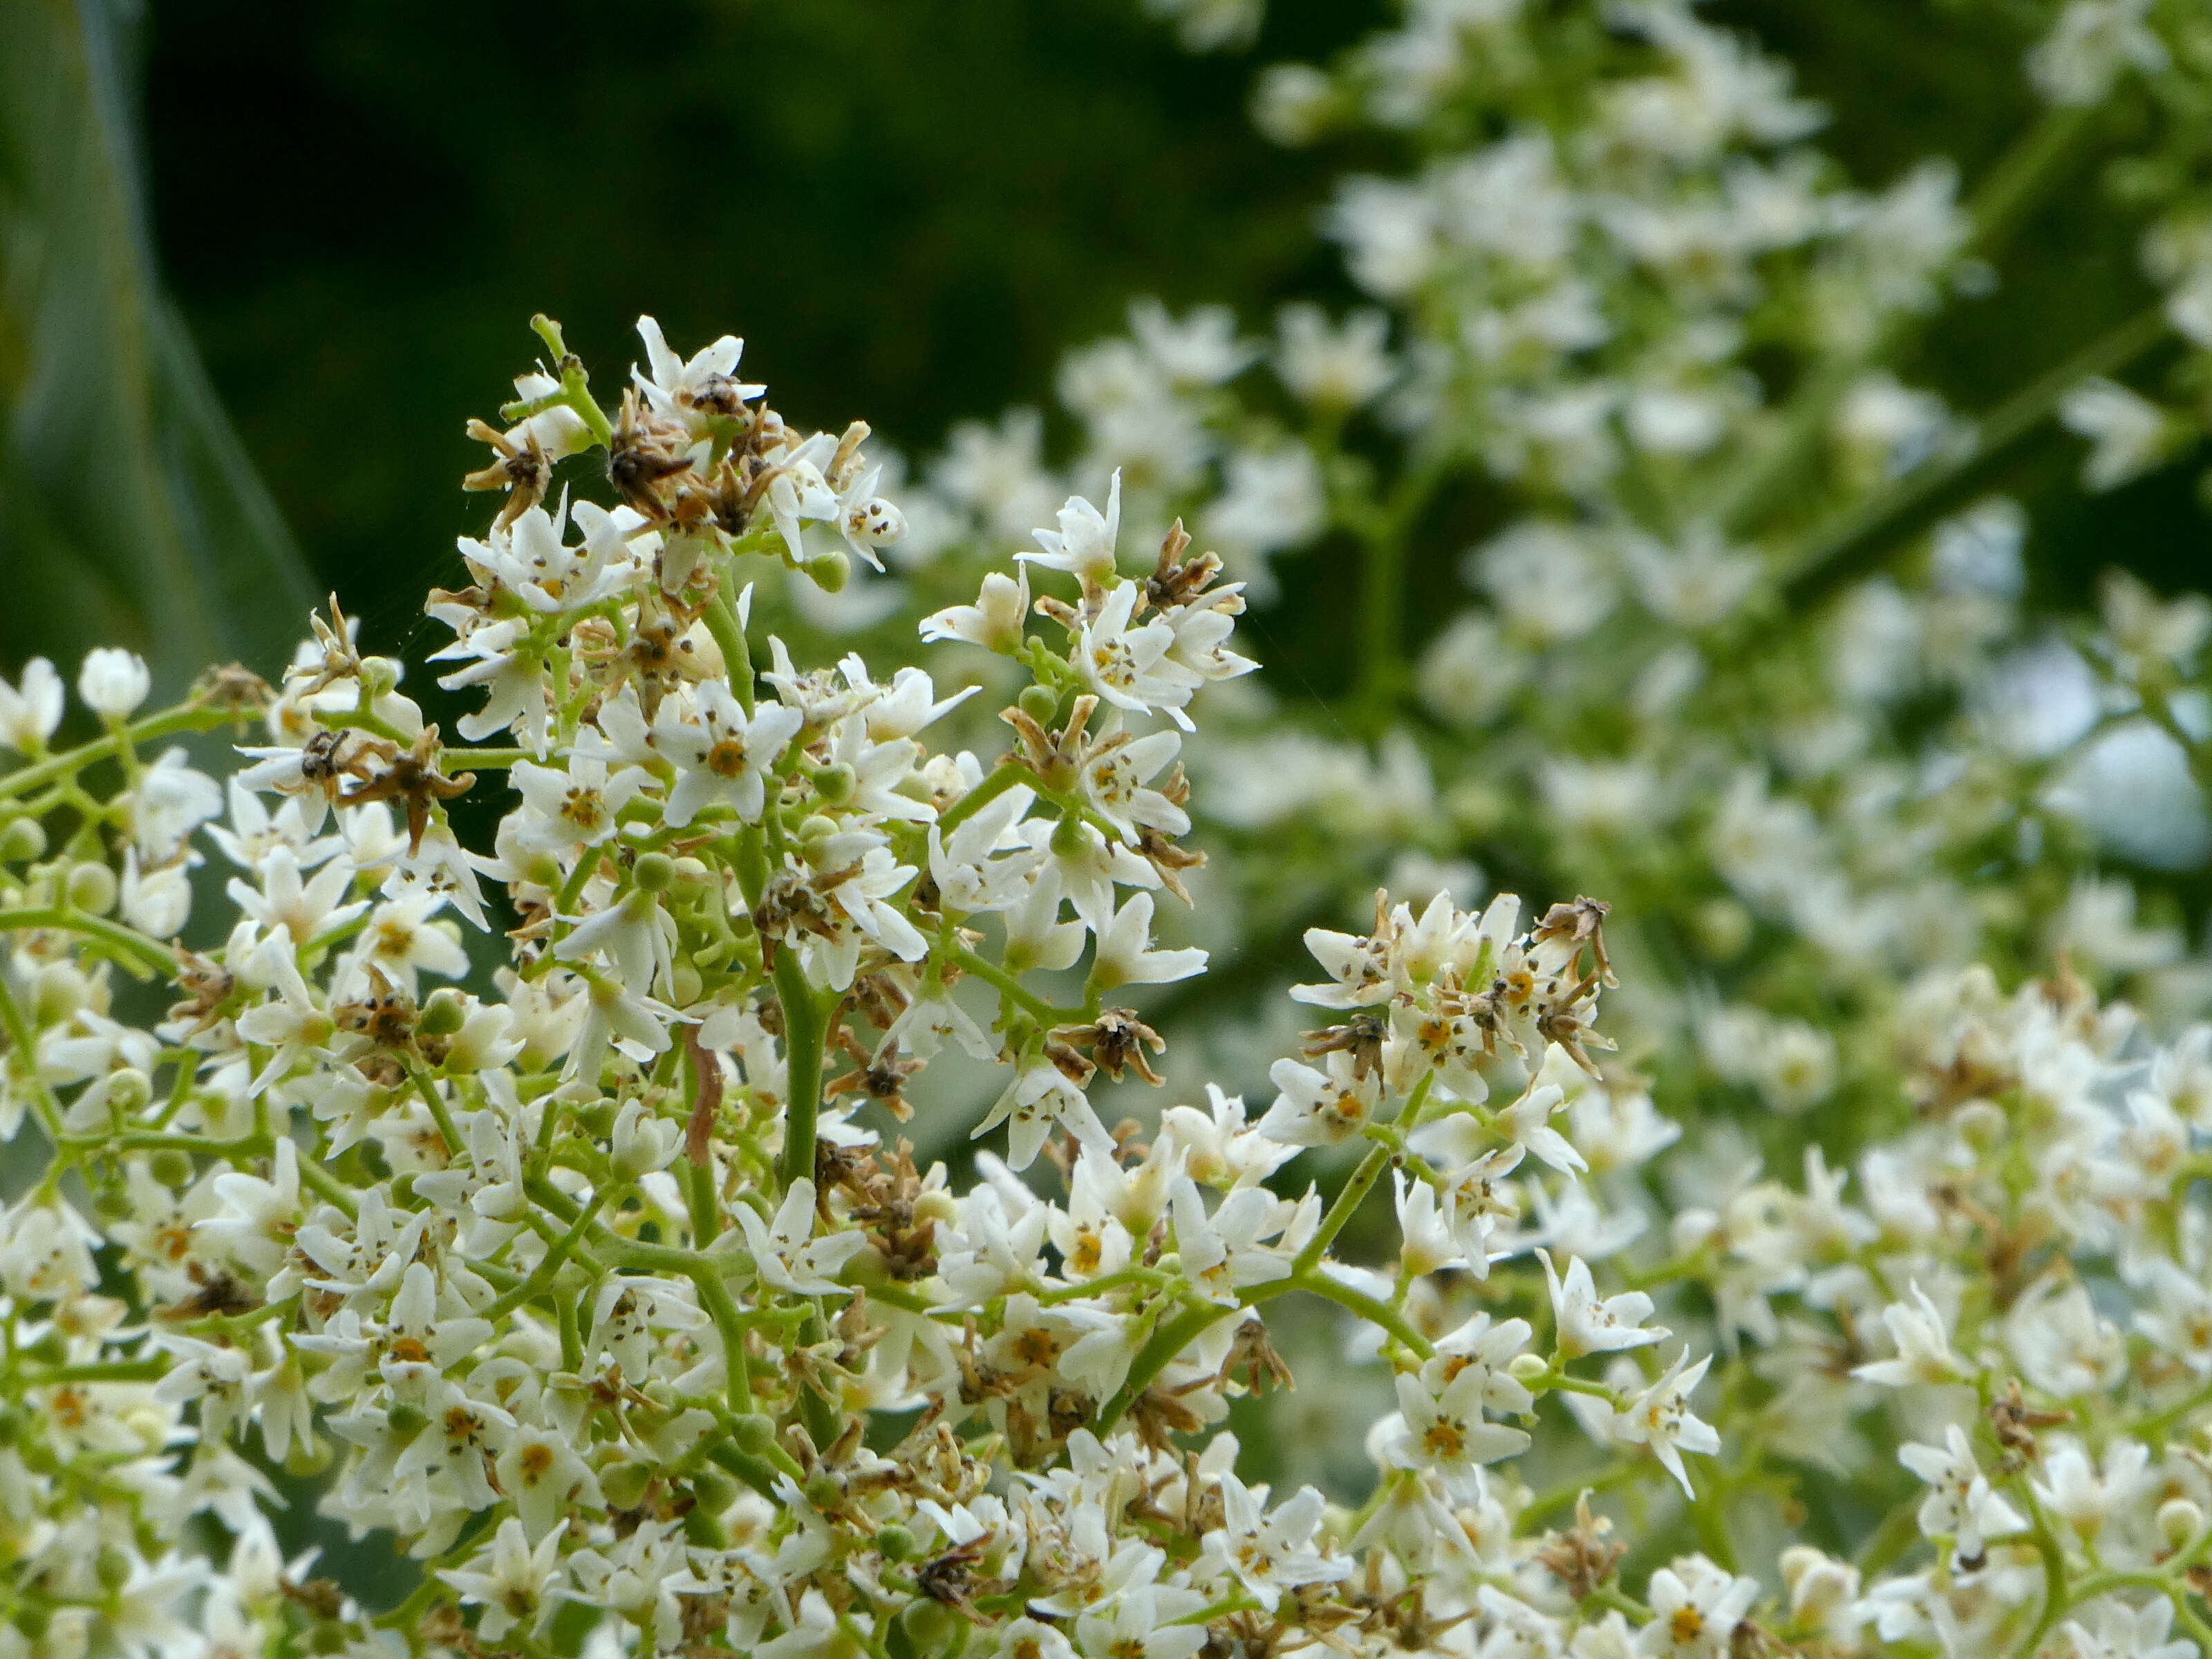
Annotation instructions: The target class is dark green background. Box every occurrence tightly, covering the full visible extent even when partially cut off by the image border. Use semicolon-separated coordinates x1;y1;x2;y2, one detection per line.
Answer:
125;0;2208;682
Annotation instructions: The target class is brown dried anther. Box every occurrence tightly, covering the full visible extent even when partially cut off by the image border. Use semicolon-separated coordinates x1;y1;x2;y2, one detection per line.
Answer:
1055;1008;1168;1086
1535;895;1615;986
1534;1492;1626;1600
1304;1013;1388;1080
337;724;476;856
461;417;552;527
825;1027;925;1121
606;388;699;522
1145;518;1236;613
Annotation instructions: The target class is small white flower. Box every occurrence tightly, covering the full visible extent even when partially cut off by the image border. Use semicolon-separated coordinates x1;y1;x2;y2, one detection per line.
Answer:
1897;1423;2026;1560
735;1179;869;1297
1020;474;1124;587
1613;1350;1721;1498
78;646;151;719
0;657;64;752
437;1517;569;1642
1539;1249;1666;1358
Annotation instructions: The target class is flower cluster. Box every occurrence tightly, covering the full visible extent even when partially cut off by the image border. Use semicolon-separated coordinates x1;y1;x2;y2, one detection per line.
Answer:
11;3;2212;1651
0;321;1703;1659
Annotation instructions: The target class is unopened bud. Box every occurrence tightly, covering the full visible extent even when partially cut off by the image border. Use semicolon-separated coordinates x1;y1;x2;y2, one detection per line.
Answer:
631;852;677;892
1049;814;1089;859
2160;1498;2204;1548
729;1415;776;1454
599;1459;653;1511
689;1468;738;1515
1018;684;1058;724
0;819;46;864
104;1068;151;1116
811;762;857;807
65;861;118;916
418;989;468;1037
805;550;851;593
876;1524;917;1562
360;657;404;697
1507;1353;1551;1384
671;962;703;1006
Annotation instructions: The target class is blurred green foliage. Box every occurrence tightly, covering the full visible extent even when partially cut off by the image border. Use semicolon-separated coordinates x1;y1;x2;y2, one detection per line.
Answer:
0;0;317;695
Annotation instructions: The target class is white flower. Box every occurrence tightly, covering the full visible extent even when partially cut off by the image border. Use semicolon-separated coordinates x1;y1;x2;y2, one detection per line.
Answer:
654;685;803;828
1021;475;1123;586
509;754;649;852
1274;302;1394;408
974;1066;1114;1172
1613;1350;1721;1498
1089;890;1206;991
78;646;151;719
1540;1249;1666;1358
0;657;64;752
2027;0;2168;104
921;568;1031;653
2059;377;2181;491
1383;1368;1531;1498
735;1179;869;1297
634;315;762;431
437;1517;569;1642
1897;1423;2026;1560
1852;1281;1967;1387
1636;1556;1759;1658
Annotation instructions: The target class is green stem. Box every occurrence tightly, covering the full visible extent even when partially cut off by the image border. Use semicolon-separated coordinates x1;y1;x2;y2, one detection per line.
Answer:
1296;1145;1389;1275
438;747;534;770
702;587;755;715
1778;299;2175;605
0;705;238;802
773;953;828;1193
479;1190;608;1322
0;908;176;977
948;943;1083;1024
0;971;66;1145
935;761;1030;836
409;1067;469;1163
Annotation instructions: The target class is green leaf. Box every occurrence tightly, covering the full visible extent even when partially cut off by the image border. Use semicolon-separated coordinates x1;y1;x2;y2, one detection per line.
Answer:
0;0;318;694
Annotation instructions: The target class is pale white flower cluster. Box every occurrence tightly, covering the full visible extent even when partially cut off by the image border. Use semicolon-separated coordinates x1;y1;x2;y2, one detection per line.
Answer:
0;320;1734;1659
854;0;2212;1126
10;0;2212;1653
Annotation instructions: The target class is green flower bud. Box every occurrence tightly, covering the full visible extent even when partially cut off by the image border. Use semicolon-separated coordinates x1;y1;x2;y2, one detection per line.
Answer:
65;861;118;917
1507;1353;1551;1385
671;961;703;1007
384;1401;429;1440
599;1458;653;1512
418;988;468;1037
105;1067;151;1116
1049;813;1089;859
729;1414;776;1454
805;549;852;593
0;818;46;865
875;1523;918;1562
1018;684;1059;724
691;1467;738;1515
811;762;858;807
632;852;678;892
